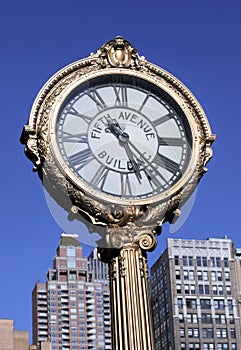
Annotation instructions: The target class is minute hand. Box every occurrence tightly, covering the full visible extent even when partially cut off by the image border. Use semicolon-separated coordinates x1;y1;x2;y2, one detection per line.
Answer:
126;139;169;185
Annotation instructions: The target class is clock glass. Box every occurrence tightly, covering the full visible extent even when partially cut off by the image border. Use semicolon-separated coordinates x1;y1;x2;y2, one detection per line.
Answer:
55;74;192;201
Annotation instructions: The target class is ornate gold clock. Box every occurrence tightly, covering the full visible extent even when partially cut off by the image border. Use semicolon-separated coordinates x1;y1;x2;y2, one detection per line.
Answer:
21;36;215;249
21;36;215;349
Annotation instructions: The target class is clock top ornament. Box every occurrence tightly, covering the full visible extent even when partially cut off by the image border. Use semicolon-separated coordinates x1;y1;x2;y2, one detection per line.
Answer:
21;36;215;250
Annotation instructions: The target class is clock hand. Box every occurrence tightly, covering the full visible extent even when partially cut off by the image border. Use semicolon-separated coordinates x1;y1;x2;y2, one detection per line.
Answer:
125;138;168;185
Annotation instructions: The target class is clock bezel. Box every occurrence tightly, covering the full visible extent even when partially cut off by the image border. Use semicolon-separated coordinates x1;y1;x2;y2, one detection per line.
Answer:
49;68;198;206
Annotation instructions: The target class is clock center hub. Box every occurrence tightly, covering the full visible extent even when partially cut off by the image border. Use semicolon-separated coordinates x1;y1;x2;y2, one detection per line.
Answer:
88;107;158;172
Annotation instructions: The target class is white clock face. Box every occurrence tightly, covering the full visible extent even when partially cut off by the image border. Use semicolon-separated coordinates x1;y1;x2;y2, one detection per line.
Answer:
55;74;192;201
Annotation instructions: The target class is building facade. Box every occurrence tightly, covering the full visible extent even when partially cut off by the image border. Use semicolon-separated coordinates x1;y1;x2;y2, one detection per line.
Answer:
0;319;29;350
150;237;241;350
32;234;111;350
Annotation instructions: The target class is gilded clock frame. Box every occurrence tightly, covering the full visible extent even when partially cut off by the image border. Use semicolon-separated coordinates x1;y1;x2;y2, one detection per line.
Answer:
21;36;215;238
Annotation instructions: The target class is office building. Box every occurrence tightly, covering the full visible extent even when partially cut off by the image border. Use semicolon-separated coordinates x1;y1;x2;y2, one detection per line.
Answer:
150;237;241;350
32;233;111;350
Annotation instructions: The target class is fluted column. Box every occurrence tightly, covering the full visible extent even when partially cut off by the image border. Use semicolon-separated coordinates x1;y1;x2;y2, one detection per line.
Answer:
107;244;155;350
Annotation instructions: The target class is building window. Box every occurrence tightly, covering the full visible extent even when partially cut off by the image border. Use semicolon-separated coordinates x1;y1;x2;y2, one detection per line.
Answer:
216;257;221;267
188;328;199;338
196;256;201;266
180;328;185;337
190;285;196;294
189;256;194;266
217;344;229;350
229;315;234;324
198;271;203;281
199;285;204;294
231;344;237;350
214;299;225;310
182;256;188;266
189;343;200;350
218;285;224;295
230;328;236;339
177;284;182;294
200;299;211;309
203;271;208;281
186;299;197;309
216;314;226;324
216;328;227;338
189;271;195;281
217;271;222;281
212;286;218;295
203;343;214;350
180;343;186;349
176;270;181;280
177;298;183;308
202;257;207;267
211;271;216;282
179;314;184;323
224;258;229;267
187;313;198;323
226;286;231;296
225;272;230;281
202;328;213;338
175;255;179;265
183;270;189;280
185;285;190;294
201;313;212;324
228;300;233;310
210;257;215;267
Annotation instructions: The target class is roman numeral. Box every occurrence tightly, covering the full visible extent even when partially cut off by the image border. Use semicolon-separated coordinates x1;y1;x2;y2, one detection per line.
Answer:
138;93;150;112
154;153;180;174
67;106;92;123
87;89;106;111
69;147;93;170
91;166;109;189
62;132;88;143
121;173;132;196
158;136;184;147
153;112;173;127
113;85;128;106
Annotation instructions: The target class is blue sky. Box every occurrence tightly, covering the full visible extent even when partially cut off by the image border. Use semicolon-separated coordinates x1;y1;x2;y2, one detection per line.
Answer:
1;0;241;341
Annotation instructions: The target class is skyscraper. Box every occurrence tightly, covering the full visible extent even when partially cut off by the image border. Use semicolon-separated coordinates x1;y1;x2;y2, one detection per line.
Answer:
150;237;241;350
0;319;29;350
32;234;111;350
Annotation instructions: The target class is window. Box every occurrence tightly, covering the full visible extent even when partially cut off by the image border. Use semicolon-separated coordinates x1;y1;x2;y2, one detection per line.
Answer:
175;255;179;265
224;258;229;267
189;256;194;266
225;272;230;281
187;313;198;323
226;286;231;296
199;285;204;294
180;343;186;349
216;257;221;267
183;270;189;280
202;328;213;338
189;271;195;281
177;298;183;308
189;344;200;350
200;299;211;309
182;256;188;266
228;300;233;310
217;271;222;281
203;271;209;281
218;285;224;295
186;299;197;309
212;285;217;295
216;314;226;324
210;257;215;267
211;271;216;282
230;328;236;339
180;328;185;337
217;344;229;350
196;256;201;266
188;328;199;338
231;344;237;350
179;314;184;323
190;285;196;294
202;257;208;267
67;247;76;256
214;299;225;309
229;315;234;324
203;344;214;350
216;328;227;338
176;270;181;280
177;285;182;294
201;313;212;324
198;271;202;281
184;285;190;294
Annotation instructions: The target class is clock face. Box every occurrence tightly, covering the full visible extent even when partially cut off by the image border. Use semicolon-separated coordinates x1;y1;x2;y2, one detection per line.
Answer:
55;73;192;202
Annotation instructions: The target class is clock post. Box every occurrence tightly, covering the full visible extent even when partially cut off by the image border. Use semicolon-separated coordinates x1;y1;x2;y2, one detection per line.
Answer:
21;37;215;349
